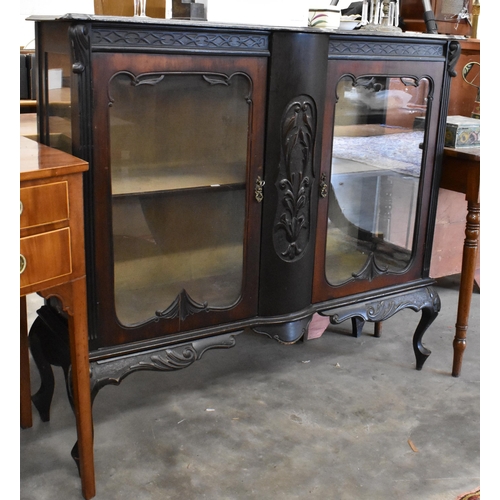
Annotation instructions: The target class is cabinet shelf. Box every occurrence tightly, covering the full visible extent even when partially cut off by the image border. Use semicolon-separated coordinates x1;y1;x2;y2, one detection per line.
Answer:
111;163;247;196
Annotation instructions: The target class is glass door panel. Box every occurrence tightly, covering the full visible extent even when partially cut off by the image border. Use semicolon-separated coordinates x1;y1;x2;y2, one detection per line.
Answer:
325;75;430;286
109;72;251;326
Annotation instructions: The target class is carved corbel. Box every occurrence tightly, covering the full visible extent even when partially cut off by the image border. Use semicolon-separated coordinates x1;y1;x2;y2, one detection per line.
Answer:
69;24;90;74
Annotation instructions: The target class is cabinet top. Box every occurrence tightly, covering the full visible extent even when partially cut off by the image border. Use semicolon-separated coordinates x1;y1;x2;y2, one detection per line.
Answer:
28;13;462;41
20;136;88;182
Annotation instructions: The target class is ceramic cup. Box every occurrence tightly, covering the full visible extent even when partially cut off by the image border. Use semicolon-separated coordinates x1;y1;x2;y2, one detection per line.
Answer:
308;7;341;29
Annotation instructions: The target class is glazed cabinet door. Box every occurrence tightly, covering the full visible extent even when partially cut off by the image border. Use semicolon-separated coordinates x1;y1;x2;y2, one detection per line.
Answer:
313;56;445;301
91;53;267;348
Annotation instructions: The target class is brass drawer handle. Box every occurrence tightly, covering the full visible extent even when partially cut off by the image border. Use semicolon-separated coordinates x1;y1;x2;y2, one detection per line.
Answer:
20;254;27;274
20;200;24;215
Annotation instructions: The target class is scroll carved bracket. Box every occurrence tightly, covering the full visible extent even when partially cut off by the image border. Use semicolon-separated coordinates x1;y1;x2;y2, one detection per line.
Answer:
81;332;240;404
69;24;90;74
447;40;462;77
322;286;441;370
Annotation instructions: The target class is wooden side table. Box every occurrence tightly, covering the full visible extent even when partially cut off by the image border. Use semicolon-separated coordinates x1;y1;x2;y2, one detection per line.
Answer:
20;136;95;499
439;146;480;377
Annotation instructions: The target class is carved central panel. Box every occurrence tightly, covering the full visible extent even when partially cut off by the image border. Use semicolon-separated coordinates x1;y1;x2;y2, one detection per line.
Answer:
273;95;317;262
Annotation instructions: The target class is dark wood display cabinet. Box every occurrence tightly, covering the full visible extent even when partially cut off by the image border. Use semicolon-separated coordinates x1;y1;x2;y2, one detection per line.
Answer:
28;14;460;497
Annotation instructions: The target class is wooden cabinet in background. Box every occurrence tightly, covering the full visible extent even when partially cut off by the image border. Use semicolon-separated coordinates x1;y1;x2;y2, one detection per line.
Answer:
401;0;473;36
447;38;480;117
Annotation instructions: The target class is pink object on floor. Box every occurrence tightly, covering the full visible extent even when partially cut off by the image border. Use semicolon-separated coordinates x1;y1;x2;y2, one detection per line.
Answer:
307;313;330;339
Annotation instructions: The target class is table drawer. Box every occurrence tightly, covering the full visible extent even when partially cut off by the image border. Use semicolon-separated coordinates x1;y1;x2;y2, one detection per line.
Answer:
20;228;72;289
20;181;69;229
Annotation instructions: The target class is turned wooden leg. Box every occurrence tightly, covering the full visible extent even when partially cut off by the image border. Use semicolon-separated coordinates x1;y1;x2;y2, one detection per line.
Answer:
373;321;382;338
20;296;32;429
452;201;480;377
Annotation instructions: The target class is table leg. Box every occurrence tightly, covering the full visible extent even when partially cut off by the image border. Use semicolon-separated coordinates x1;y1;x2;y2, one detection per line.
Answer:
20;295;33;429
66;277;96;499
452;200;480;377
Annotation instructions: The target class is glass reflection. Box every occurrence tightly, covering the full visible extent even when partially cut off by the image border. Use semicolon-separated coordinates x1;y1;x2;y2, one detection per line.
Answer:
109;72;250;326
46;52;72;153
325;75;429;285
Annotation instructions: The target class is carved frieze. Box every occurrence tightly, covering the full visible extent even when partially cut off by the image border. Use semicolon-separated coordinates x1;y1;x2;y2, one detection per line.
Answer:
92;28;269;54
329;40;443;58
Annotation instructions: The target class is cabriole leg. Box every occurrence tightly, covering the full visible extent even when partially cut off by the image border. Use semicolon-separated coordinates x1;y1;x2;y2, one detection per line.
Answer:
413;306;438;370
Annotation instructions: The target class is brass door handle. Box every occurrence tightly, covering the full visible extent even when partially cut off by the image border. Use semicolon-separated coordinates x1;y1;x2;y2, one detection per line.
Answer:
255;176;265;202
319;173;328;198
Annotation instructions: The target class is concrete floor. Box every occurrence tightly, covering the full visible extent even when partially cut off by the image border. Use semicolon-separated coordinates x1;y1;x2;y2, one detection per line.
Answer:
20;276;480;500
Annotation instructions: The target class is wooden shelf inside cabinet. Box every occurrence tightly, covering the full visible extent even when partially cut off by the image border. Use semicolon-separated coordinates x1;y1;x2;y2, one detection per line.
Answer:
20;136;96;500
111;163;246;196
